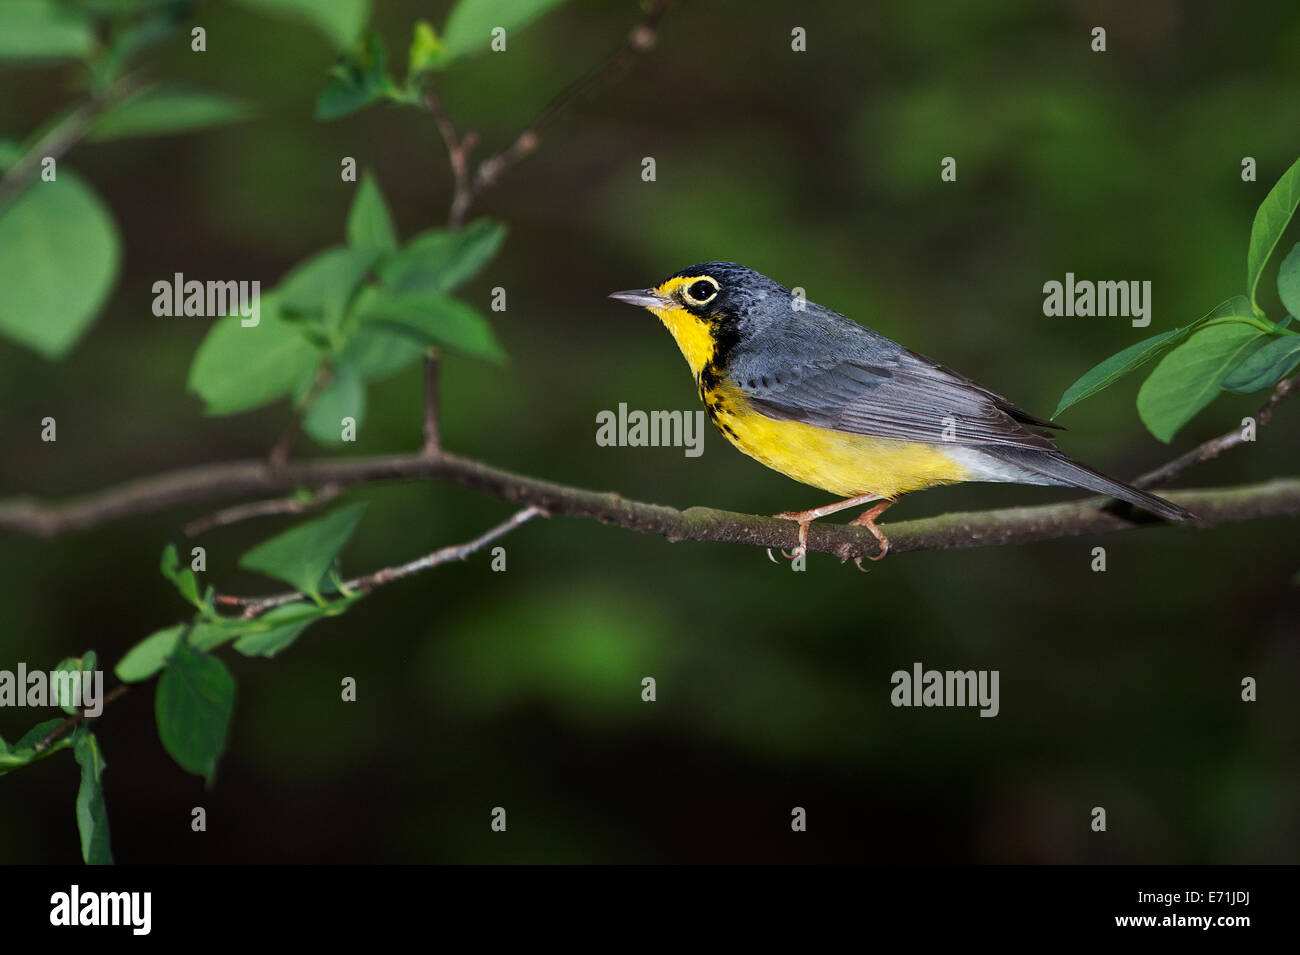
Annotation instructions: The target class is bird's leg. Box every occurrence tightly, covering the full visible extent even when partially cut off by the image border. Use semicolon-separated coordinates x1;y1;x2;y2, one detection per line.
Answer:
849;499;897;569
767;493;884;562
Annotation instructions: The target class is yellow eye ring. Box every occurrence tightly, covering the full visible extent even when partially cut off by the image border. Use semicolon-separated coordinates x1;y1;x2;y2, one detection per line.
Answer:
681;276;720;306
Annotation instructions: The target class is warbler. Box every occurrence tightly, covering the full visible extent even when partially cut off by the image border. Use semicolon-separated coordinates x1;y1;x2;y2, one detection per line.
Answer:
610;262;1194;564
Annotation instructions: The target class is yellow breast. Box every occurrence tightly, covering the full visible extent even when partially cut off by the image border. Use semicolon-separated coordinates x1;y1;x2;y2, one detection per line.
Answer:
706;383;970;499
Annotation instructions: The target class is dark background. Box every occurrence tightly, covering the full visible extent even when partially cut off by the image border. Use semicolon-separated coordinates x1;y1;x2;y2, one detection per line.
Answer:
1;0;1297;863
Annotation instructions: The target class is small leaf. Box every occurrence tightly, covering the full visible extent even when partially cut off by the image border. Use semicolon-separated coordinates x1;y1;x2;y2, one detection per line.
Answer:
1052;296;1254;418
347;171;398;255
0;718;73;775
303;361;365;445
88;88;250;141
0;171;120;358
314;30;394;121
73;731;113;865
1221;335;1300;394
1247;157;1300;315
156;640;235;783
339;315;428;381
116;620;255;683
441;0;570;61
187;293;321;415
360;291;506;363
407;19;447;75
1053;328;1188;419
115;626;183;683
277;245;379;330
231;0;371;51
239;502;367;598
1137;323;1267;441
379;218;504;294
1277;243;1300;320
0;0;95;61
233;604;329;658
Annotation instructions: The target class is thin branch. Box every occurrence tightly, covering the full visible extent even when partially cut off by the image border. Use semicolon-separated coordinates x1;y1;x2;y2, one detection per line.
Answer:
215;505;546;617
0;77;140;212
427;0;670;228
32;684;130;753
422;347;441;455
269;364;332;469
1;447;1295;559
1133;373;1299;489
182;483;342;537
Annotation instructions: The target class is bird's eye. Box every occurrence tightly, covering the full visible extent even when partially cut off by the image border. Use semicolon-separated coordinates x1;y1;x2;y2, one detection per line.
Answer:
682;277;720;306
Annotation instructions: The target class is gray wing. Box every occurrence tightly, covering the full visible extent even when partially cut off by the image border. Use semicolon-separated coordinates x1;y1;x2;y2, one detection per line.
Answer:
727;305;1061;452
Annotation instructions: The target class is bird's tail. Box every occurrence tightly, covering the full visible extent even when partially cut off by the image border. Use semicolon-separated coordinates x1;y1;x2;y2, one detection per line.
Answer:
993;448;1197;523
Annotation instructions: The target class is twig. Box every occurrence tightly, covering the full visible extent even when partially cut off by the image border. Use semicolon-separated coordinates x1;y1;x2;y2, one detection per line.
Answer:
1133;373;1298;489
0;77;140;212
426;0;670;228
182;483;342;537
0;448;1295;559
422;347;441;455
215;505;546;617
32;684;130;753
269;364;333;469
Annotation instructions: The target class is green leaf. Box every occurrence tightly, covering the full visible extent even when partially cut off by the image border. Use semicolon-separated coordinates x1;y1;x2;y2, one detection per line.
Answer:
233;604;329;658
1277;243;1300;320
1247;157;1300;316
441;0;569;61
1137;323;1267;441
339;317;428;381
360;290;506;363
277;245;379;330
88;88;250;141
1052;296;1255;418
379;219;504;294
315;29;394;120
0;171;120;359
407;19;447;75
73;732;113;864
0;718;73;775
50;652;97;715
232;0;370;51
115;626;182;683
160;544;203;608
0;1;95;61
1221;335;1300;394
303;361;365;444
188;293;321;415
116;620;251;683
1053;328;1188;419
155;640;234;783
347;172;398;256
239;502;367;599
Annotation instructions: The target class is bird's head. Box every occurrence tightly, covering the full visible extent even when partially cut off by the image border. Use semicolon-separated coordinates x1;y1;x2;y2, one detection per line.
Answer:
610;261;787;376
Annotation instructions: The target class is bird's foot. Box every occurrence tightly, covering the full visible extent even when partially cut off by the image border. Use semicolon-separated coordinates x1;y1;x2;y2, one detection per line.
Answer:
848;500;894;569
767;511;812;562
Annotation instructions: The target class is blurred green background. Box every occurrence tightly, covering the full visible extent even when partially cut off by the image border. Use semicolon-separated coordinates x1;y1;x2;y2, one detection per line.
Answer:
1;0;1298;863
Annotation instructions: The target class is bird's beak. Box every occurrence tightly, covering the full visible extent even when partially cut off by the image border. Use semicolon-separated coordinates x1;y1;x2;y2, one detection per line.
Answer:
608;288;670;309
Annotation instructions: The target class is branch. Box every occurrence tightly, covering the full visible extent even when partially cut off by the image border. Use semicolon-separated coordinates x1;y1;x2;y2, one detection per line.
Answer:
1133;373;1298;489
32;684;130;753
425;0;670;228
215;505;545;617
0;77;139;212
1;448;1296;559
182;483;341;537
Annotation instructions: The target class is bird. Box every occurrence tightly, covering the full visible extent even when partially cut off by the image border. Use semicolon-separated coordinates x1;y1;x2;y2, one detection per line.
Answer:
609;261;1195;566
